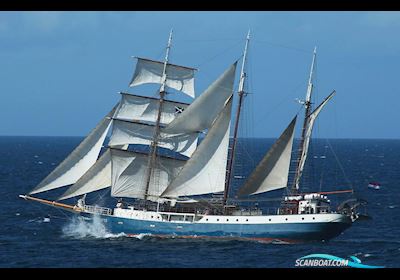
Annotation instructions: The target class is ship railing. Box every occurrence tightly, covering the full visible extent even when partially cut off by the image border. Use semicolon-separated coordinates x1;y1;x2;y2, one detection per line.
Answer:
264;207;279;215
83;205;112;216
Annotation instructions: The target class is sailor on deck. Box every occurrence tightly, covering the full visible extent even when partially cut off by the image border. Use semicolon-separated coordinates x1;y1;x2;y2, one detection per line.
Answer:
76;196;86;209
116;198;125;209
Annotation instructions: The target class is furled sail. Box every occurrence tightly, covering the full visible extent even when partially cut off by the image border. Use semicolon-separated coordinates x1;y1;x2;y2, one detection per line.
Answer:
293;91;335;190
236;116;297;197
58;149;112;200
114;93;189;126
165;62;238;134
108;119;198;157
160;97;233;198
29;105;118;195
110;149;186;200
129;58;196;98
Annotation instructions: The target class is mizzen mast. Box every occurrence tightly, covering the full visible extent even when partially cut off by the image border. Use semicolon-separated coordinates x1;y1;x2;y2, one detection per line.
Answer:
223;30;251;207
143;29;173;201
291;46;317;193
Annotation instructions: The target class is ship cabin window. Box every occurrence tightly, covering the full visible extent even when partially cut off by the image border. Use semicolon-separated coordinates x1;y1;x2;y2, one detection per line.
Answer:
246;219;248;222
170;215;184;222
217;219;220;222
161;214;169;221
236;219;239;222
269;219;271;222
226;219;229;222
184;215;194;222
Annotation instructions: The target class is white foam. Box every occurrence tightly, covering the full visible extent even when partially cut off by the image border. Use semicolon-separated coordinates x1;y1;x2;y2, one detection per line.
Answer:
62;214;127;239
131;233;153;240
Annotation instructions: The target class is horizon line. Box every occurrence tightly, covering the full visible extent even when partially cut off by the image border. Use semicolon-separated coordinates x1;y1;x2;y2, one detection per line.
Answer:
1;135;400;141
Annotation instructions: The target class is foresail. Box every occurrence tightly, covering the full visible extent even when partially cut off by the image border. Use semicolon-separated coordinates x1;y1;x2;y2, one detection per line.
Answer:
160;97;233;198
293;91;335;190
110;149;185;200
58;149;111;200
114;93;189;125
129;58;196;98
165;62;238;134
237;116;297;197
29;104;118;195
108;119;198;157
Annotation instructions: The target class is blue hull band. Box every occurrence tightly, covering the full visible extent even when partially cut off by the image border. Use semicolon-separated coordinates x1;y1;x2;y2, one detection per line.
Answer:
80;213;351;242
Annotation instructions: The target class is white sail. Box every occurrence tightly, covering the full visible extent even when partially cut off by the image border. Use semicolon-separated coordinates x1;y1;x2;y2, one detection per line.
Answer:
237;116;297;196
110;149;185;200
161;97;233;198
58;149;112;200
114;93;189;125
29;105;117;195
293;91;335;190
130;58;196;98
108;119;198;157
165;62;237;134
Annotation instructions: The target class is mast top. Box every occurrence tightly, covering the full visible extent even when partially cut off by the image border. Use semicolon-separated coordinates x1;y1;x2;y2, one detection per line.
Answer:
167;29;173;49
238;30;251;94
305;46;317;104
160;29;173;93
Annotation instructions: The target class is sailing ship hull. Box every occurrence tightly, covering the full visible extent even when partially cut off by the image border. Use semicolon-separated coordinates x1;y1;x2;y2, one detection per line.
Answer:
81;210;351;243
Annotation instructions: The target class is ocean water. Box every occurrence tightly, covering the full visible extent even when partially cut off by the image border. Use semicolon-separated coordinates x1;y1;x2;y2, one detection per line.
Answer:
0;136;399;268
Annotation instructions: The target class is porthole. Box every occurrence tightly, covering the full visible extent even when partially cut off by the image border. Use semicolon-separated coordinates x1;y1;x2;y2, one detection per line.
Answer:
217;219;219;221
269;219;271;221
246;219;248;222
302;217;304;220
236;219;239;222
226;219;229;222
285;218;288;221
206;219;208;221
313;217;315;220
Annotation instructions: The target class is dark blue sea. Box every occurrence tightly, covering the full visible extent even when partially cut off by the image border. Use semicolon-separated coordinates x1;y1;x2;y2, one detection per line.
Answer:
1;136;399;268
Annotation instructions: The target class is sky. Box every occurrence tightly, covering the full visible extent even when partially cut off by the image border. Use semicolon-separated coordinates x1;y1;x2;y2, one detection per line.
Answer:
0;11;399;139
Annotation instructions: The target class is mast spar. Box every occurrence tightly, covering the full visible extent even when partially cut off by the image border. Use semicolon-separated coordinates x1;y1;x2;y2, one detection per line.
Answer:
143;29;173;201
223;30;251;207
291;46;317;193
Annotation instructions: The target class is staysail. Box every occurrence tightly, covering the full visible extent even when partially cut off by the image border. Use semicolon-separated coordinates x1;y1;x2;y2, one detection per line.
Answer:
165;62;238;133
236;116;297;197
160;97;233;198
29;105;118;195
58;149;112;200
292;91;335;190
130;57;196;98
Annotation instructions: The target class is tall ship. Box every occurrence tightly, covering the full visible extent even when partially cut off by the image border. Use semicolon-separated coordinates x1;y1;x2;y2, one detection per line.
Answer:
20;30;364;243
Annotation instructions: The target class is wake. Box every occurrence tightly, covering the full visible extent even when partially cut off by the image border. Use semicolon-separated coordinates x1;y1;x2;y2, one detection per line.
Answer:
62;215;126;239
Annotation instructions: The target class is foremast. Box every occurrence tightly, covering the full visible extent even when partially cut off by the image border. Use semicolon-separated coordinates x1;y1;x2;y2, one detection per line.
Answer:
223;30;250;208
291;47;317;194
143;29;173;201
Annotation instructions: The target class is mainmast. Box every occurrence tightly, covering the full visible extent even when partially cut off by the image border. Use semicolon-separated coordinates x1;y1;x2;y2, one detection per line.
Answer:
223;30;250;207
143;29;173;201
291;46;317;193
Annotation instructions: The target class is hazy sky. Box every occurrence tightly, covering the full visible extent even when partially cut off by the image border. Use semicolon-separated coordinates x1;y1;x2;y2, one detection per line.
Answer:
1;11;399;139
